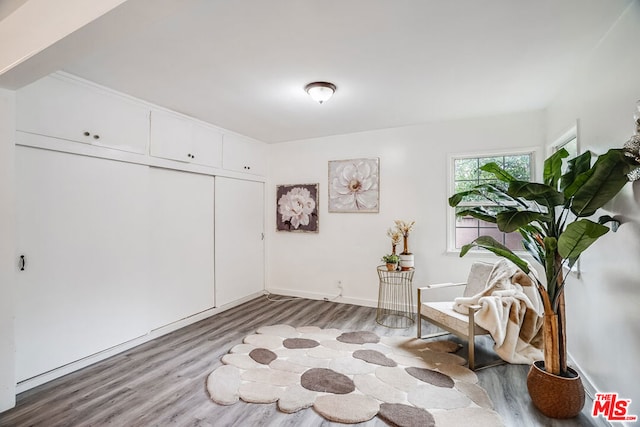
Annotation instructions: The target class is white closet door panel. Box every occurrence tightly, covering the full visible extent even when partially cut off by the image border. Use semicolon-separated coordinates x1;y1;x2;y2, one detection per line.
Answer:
215;177;264;306
15;147;150;381
148;168;214;329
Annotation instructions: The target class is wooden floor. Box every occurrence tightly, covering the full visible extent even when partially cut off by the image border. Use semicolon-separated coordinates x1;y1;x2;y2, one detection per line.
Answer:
0;295;607;427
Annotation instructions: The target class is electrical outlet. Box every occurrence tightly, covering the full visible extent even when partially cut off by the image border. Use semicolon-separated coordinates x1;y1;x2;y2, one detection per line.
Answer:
337;280;343;290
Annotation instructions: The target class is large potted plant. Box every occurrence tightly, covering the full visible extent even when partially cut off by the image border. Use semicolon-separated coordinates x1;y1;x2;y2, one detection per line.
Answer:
448;145;639;418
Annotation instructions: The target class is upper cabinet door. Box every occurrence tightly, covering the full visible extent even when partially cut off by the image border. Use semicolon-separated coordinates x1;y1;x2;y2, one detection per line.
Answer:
222;133;267;176
16;75;150;154
150;110;223;168
190;121;223;168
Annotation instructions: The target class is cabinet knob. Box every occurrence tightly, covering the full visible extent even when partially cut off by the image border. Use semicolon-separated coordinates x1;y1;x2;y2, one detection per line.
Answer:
93;134;100;140
83;131;90;137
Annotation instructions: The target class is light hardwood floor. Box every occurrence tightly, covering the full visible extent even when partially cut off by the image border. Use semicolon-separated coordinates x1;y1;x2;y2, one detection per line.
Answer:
0;295;608;426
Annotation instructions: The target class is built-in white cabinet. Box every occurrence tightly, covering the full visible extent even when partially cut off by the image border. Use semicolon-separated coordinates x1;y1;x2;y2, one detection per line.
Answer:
15;147;151;381
148;168;215;329
222;133;267;176
16;74;150;154
150;110;223;168
215;177;265;306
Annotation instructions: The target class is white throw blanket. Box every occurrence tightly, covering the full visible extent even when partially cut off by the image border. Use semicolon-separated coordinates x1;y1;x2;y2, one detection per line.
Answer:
453;259;544;364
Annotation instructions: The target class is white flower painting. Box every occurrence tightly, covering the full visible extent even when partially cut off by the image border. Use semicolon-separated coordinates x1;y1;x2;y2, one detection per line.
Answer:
276;184;319;232
328;158;379;212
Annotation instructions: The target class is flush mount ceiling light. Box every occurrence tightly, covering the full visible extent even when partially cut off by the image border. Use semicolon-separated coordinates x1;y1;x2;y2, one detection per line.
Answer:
305;81;337;104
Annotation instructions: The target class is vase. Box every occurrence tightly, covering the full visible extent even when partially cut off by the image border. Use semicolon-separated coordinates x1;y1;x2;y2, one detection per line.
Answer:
527;360;585;419
386;262;398;271
399;254;414;270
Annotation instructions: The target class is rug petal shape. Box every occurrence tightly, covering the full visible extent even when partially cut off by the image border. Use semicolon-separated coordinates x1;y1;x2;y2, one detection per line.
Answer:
283;338;320;349
300;368;355;394
418;349;466;365
408;384;471;410
249;348;277;365
221;353;263;370
362;342;393;354
241;367;300;387
307;346;348;359
256;324;299;338
424;340;462;353
206;365;240;405
277;384;318;413
229;343;255;354
287;354;331;368
389;354;436;369
375;366;418;392
353;349;397;367
435;363;478;384
353;374;407;404
313;394;379;424
269;359;308;374
337;331;380;344
329;357;377;375
405;367;454;388
455;382;495;409
378;403;435;427
243;334;283;350
238;382;283;404
433;407;505;427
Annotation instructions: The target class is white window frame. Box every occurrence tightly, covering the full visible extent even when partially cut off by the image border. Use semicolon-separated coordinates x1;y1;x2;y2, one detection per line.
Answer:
548;122;581;277
446;147;539;254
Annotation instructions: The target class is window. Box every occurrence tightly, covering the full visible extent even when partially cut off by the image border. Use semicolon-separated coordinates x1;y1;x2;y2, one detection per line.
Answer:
450;152;534;252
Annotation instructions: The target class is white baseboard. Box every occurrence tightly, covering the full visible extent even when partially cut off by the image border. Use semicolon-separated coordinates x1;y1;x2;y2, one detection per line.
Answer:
15;292;263;394
265;287;378;308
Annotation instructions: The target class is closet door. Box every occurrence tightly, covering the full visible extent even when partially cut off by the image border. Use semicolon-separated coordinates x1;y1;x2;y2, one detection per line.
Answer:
15;147;150;381
148;168;215;329
214;177;264;306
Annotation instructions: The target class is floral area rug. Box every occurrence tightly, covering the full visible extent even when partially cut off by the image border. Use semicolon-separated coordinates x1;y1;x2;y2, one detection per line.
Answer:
206;325;504;426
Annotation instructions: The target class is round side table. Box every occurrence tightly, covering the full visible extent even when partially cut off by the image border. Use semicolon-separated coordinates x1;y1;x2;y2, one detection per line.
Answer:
376;266;415;328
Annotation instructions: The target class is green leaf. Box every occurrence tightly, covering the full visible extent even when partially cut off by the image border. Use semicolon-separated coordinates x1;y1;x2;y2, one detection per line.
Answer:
459;236;530;274
544;148;569;188
448;189;483;207
571;149;630;217
558;219;609;260
508;181;565;208
496;210;546;233
561;151;592;195
479;162;517;183
455;208;497;223
597;214;620;232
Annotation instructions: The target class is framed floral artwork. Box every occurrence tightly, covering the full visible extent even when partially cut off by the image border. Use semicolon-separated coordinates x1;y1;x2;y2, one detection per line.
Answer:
328;158;379;213
276;183;319;232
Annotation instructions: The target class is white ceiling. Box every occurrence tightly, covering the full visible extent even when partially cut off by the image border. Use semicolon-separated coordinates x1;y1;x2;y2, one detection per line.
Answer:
1;0;633;143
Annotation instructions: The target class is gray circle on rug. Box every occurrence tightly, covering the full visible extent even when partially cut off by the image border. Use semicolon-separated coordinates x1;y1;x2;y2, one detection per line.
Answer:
378;403;435;427
249;348;278;365
283;338;320;349
300;368;355;394
405;367;454;388
336;331;380;344
353;349;397;367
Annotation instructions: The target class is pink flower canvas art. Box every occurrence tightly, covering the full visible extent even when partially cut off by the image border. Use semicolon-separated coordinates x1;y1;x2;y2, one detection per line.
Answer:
328;158;379;212
276;183;319;232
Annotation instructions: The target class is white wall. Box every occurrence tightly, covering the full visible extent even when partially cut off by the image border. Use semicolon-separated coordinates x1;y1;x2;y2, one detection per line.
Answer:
0;0;126;75
0;89;16;411
267;110;545;306
546;2;640;406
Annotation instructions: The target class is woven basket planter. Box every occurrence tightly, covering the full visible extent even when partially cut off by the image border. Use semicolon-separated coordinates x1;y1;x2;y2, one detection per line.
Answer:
527;360;585;419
